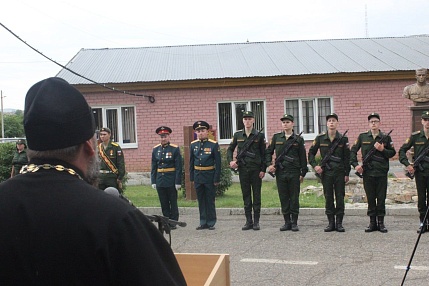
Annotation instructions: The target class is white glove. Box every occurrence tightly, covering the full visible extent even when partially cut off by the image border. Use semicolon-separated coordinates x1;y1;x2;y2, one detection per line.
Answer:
175;184;181;191
151;184;156;189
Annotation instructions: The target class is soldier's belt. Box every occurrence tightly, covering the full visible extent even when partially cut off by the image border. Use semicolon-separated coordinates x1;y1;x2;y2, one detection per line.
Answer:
329;156;341;163
157;168;176;173
194;166;215;171
100;170;113;174
372;155;386;162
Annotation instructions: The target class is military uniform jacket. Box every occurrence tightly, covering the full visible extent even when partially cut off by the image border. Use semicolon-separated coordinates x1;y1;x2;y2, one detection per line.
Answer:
350;130;396;177
99;140;126;180
308;131;351;176
227;128;266;172
11;150;28;174
151;142;182;187
190;139;221;184
399;129;429;175
265;131;308;177
0;158;186;285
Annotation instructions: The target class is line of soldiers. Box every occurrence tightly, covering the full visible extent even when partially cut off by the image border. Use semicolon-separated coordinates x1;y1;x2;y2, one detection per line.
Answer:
227;110;429;234
149;110;429;234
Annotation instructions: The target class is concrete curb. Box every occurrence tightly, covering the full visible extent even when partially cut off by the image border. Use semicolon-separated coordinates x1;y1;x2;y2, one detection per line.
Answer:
138;205;418;217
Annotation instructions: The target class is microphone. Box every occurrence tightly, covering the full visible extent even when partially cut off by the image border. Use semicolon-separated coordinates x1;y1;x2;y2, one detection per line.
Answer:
104;187;135;206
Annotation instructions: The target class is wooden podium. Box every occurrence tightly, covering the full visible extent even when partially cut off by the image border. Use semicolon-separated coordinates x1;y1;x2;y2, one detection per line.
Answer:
175;253;230;286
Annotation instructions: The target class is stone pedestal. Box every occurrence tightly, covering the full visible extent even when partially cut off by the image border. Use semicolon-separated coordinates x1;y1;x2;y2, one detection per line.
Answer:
410;104;429;131
183;126;197;200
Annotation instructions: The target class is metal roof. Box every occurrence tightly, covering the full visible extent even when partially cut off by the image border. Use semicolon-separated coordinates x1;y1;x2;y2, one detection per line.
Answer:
57;35;429;85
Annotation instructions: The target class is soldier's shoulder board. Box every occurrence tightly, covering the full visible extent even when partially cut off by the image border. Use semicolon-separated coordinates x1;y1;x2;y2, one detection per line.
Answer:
153;144;161;149
170;143;179;148
111;142;119;146
191;139;199;144
412;130;421;135
317;132;326;137
208;139;217;143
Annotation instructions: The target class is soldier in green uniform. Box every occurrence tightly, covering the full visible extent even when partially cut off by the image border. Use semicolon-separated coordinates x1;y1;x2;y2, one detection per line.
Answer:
151;126;182;229
308;113;350;232
399;111;429;233
350;113;396;233
227;111;266;231
10;139;28;177
190;121;221;230
98;127;126;192
266;114;308;232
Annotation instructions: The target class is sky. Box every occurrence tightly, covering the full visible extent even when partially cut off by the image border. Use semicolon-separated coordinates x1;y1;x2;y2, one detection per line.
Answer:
1;0;428;110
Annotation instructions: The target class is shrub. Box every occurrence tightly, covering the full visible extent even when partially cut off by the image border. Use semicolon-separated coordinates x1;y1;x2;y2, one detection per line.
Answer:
0;143;16;182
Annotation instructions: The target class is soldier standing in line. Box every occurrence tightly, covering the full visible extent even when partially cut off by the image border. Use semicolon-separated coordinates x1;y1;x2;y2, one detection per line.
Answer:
308;113;350;232
399;111;429;233
151;126;182;229
266;114;308;232
350;113;396;233
98;127;126;192
190;121;221;230
227;111;266;231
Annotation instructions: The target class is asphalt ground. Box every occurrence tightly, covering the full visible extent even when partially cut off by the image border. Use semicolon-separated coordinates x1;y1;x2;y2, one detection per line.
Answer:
141;207;429;286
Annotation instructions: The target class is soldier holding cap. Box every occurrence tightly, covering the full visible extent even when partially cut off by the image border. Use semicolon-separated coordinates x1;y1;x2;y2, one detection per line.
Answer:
10;139;28;177
0;77;186;285
190;121;221;230
227;111;266;231
399;111;429;233
266;114;308;231
151;126;182;228
350;113;396;233
308;113;350;232
98;127;126;192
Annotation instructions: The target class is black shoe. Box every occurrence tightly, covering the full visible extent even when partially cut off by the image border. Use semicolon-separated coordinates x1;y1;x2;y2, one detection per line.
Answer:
291;224;299;232
242;222;253;231
253;222;260;231
196;225;208;230
208;226;215;230
280;223;292;231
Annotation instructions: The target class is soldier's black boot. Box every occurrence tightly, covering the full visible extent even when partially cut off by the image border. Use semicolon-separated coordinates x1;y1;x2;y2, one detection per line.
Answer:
365;216;377;232
291;214;299;232
242;213;253;231
253;213;260;230
417;214;426;234
336;214;345;232
377;216;388;233
280;214;291;231
324;214;335;232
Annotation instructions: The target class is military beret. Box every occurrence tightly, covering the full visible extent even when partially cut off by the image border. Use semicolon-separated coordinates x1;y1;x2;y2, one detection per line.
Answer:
24;77;96;151
422;111;429;119
326;113;339;121
193;121;209;130
100;127;111;134
368;113;380;121
243;111;254;118
280;114;294;122
156;126;172;135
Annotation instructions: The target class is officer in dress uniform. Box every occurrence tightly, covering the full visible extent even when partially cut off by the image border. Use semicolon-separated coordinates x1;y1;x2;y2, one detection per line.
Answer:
98;127;126;192
308;113;350;232
350;113;396;233
151;126;182;229
266;114;308;231
190;121;221;230
399;111;429;233
227;111;266;231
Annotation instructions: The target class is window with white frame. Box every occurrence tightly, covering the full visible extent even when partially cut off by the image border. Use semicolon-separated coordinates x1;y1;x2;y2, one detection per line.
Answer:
217;100;265;144
92;106;137;148
285;98;332;140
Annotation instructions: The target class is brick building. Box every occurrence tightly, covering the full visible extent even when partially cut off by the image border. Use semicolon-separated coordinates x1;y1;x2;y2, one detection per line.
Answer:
57;35;429;172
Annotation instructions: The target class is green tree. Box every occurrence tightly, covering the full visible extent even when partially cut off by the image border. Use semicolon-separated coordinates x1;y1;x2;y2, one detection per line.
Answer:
3;111;24;138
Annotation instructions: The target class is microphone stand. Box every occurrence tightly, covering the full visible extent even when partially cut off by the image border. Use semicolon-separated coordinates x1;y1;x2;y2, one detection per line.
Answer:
145;215;187;246
401;206;429;285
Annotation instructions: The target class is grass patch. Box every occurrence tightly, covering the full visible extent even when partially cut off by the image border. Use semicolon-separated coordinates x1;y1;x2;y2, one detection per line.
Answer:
125;179;325;208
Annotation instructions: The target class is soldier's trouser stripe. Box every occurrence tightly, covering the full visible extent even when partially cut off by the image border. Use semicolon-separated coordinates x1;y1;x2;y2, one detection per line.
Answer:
241;258;318;265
